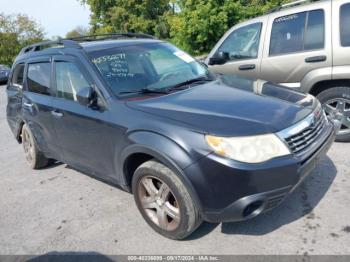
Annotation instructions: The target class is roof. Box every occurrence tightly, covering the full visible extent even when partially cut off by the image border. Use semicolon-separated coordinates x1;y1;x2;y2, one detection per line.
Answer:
80;39;163;53
239;0;329;23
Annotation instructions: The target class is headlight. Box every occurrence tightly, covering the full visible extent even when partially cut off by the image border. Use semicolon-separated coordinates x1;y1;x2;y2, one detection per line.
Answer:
205;134;291;164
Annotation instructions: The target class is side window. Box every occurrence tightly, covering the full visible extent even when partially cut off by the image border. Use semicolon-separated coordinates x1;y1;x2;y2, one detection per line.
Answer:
304;10;325;50
217;23;262;61
55;61;90;101
11;64;25;88
270;10;324;56
340;3;350;47
27;63;51;95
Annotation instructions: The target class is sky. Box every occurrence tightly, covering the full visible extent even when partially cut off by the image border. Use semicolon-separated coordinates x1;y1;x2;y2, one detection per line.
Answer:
0;0;91;38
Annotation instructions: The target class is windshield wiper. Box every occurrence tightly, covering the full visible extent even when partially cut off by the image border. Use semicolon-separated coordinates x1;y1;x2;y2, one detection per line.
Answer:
167;76;213;91
118;88;169;96
118;77;213;96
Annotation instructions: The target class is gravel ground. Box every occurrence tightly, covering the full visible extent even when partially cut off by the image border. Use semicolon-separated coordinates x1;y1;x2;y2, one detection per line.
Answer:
0;85;349;256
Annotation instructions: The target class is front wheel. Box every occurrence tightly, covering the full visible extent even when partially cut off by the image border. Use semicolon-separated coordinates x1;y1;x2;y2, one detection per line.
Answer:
132;160;202;240
317;87;350;142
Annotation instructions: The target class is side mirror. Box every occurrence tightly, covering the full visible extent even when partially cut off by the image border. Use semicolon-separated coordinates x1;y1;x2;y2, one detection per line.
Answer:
208;51;230;65
76;86;94;106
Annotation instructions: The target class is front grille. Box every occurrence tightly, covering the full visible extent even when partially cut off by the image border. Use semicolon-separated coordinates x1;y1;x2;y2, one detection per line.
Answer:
284;109;327;155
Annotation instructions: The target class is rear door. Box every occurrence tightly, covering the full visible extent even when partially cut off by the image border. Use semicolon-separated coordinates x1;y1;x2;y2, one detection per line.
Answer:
206;17;267;78
260;1;332;87
7;63;25;136
22;57;60;159
332;0;350;72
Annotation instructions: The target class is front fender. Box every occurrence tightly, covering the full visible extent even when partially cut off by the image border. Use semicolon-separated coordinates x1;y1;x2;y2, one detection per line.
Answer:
119;131;203;212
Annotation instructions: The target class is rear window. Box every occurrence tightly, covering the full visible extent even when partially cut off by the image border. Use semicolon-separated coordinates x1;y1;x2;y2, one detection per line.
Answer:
270;10;325;55
340;3;350;47
27;63;51;95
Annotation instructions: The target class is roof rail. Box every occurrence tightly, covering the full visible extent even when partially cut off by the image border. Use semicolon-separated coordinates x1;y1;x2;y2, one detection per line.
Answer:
68;33;156;42
267;0;317;14
19;32;156;56
19;39;82;55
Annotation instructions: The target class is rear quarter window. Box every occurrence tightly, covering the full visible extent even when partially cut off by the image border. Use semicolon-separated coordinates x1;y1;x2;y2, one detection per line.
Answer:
11;64;25;88
340;3;350;47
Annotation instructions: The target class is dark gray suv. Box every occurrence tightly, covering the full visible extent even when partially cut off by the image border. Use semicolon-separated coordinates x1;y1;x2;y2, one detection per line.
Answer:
7;34;336;239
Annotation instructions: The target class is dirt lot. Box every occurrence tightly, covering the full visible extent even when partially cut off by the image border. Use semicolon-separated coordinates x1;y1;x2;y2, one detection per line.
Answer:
0;85;350;255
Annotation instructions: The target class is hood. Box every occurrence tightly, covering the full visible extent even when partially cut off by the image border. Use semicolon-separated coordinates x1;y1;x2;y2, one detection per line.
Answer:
126;75;317;136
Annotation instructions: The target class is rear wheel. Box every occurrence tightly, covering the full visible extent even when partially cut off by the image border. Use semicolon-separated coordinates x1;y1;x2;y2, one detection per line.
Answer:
132;160;201;240
317;87;350;142
22;124;49;169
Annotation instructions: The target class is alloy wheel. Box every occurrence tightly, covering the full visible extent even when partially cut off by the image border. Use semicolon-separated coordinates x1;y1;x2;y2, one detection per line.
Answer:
138;176;180;231
22;129;34;163
323;98;350;135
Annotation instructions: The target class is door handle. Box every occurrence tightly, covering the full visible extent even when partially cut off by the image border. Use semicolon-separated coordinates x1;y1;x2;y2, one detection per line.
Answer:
305;56;327;63
23;102;33;108
51;110;63;118
239;64;256;70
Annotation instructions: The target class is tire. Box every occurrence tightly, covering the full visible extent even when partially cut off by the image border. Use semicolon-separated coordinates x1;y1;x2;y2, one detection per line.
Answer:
132;160;202;240
21;124;49;169
317;86;350;142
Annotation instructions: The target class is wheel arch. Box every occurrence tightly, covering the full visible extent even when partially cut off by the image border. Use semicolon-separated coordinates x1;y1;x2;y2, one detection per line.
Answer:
309;79;350;97
300;67;332;94
16;120;25;143
119;132;203;213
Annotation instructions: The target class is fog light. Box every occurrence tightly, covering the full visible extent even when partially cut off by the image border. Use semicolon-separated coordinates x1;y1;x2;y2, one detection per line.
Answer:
243;200;264;218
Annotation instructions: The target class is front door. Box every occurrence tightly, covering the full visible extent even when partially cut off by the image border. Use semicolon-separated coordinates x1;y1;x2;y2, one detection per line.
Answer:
50;55;115;180
206;20;266;78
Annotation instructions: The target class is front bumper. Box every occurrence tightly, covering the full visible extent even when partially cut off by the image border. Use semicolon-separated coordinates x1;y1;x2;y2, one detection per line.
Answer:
184;121;335;223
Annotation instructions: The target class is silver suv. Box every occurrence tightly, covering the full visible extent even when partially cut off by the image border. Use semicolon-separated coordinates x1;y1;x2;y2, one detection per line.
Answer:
206;0;350;141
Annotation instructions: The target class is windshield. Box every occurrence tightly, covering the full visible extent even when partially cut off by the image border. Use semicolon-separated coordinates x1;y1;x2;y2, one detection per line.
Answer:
89;42;212;97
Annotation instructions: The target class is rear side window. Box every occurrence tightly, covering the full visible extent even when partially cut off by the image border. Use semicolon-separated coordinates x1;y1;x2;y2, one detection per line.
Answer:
270;10;325;55
27;63;51;95
11;64;25;88
55;61;90;101
340;3;350;47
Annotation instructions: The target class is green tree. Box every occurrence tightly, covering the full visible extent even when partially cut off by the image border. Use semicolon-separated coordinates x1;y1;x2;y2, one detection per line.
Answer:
66;26;90;38
170;0;290;55
81;0;171;38
0;13;44;66
237;0;285;19
80;0;293;55
169;0;241;55
80;0;117;32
